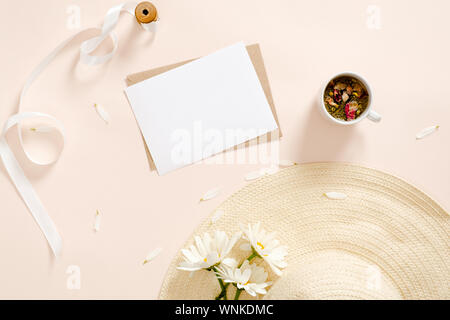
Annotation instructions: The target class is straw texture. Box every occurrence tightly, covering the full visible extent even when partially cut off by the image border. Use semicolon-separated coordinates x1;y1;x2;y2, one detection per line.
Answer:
159;163;450;300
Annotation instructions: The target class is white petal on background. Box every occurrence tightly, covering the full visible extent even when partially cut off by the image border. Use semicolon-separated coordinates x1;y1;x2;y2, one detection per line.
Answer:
324;192;347;200
245;170;263;181
94;103;110;124
416;125;439;140
211;209;225;223
30;126;53;133
200;187;221;202
94;210;101;232
245;166;279;181
143;247;163;265
278;160;298;167
261;165;279;175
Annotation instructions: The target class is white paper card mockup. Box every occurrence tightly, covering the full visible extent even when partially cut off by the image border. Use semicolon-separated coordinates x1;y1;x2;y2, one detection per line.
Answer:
125;42;278;174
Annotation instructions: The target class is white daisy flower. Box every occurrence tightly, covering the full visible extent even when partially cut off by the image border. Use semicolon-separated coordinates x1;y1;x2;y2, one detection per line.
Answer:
177;230;241;272
216;260;271;297
240;222;288;276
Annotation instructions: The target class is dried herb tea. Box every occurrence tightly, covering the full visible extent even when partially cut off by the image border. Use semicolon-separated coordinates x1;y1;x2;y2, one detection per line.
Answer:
323;76;369;121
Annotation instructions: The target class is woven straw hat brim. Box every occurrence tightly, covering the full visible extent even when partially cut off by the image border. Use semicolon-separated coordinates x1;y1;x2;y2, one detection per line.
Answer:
159;162;450;300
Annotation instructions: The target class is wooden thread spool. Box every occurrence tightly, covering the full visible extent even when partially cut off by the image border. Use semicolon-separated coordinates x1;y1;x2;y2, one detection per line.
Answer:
135;2;158;24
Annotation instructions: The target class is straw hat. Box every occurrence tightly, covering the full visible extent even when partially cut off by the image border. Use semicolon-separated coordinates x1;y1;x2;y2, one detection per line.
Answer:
159;163;450;300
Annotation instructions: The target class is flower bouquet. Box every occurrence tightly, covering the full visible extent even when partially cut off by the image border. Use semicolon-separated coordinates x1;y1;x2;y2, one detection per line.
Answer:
177;222;288;300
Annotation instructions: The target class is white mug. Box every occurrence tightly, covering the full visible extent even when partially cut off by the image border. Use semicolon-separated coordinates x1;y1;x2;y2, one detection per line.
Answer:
319;72;381;125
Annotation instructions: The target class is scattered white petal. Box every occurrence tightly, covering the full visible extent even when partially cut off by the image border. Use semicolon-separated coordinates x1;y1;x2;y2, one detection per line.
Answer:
260;165;279;176
30;126;53;133
211;209;225;223
324;192;347;200
278;160;298;167
245;166;280;182
143;247;163;265
416;125;439;140
94;103;110;124
200;187;221;202
94;210;101;232
240;242;252;252
245;170;263;181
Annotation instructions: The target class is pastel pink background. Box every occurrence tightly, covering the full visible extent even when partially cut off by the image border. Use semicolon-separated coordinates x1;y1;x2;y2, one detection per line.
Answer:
1;0;449;299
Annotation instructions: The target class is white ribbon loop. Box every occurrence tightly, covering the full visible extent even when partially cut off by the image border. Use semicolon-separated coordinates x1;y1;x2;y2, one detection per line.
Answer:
0;2;157;256
1;113;64;256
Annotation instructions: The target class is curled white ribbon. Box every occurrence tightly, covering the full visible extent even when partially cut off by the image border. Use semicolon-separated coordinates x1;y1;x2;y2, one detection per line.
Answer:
0;2;157;256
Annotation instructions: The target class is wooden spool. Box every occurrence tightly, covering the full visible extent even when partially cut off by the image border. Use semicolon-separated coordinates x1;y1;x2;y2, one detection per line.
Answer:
135;2;158;24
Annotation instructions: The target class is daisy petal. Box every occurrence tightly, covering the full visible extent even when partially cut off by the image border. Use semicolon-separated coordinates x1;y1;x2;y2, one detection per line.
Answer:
278;160;298;167
143;247;163;265
270;265;283;276
324;192;347;200
200;187;221;202
222;258;238;268
94;210;101;232
181;248;196;262
177;264;202;272
245;170;262;181
416;125;439;140
211;210;225;223
260;165;279;175
30;126;53;133
94;103;110;124
245;288;257;296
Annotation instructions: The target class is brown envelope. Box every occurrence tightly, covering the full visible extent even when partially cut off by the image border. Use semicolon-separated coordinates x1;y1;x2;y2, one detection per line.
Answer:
126;44;281;171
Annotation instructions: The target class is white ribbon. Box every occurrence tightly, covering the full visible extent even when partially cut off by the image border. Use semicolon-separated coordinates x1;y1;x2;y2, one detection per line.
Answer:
0;2;157;256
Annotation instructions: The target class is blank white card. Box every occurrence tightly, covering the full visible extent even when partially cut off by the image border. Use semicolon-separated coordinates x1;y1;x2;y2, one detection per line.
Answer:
125;42;278;174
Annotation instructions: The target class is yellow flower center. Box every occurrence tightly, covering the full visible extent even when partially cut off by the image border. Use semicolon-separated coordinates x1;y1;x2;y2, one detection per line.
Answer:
204;258;207;262
257;241;265;250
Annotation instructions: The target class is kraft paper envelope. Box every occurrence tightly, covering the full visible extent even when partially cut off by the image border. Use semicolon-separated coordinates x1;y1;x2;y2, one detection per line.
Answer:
126;43;281;171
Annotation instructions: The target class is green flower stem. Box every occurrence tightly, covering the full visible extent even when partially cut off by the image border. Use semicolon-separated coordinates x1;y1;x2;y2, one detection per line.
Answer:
247;251;258;262
234;288;243;300
215;283;230;300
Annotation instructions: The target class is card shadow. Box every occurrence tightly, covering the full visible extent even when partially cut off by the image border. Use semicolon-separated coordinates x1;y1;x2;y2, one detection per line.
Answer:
297;97;364;163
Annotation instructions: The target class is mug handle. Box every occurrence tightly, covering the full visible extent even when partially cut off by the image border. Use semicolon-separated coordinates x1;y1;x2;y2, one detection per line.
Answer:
367;110;382;122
